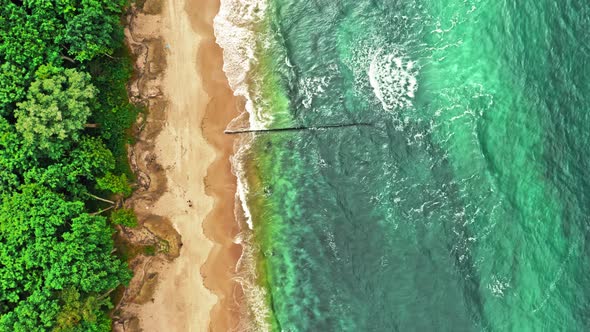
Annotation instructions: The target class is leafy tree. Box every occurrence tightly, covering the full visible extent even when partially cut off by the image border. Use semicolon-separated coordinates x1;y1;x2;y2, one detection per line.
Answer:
0;1;126;109
0;3;61;67
57;0;127;61
23;136;115;197
0;1;137;330
0;185;130;331
0;288;60;332
15;66;96;158
0;3;62;108
0;62;29;113
97;172;132;197
88;54;139;175
53;288;112;332
0;117;34;195
110;208;138;227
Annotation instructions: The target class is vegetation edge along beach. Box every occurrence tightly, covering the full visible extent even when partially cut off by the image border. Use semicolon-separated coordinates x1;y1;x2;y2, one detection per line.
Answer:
0;0;141;331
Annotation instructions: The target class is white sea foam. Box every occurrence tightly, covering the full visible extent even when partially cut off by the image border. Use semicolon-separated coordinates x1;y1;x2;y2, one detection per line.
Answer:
343;41;419;113
228;134;275;332
488;275;510;297
368;49;418;111
215;0;263;232
214;0;272;129
214;1;277;330
300;75;328;109
233;231;273;332
299;63;337;109
231;136;256;231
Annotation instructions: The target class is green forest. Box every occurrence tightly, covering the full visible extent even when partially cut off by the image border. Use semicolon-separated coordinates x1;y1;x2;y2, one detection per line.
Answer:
0;1;138;331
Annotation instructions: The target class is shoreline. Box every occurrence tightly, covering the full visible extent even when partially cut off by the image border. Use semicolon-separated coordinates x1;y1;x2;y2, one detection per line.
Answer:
116;0;241;331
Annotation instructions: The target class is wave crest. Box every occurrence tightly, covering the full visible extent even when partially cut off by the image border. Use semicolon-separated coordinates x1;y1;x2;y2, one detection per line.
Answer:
368;49;418;111
214;0;270;129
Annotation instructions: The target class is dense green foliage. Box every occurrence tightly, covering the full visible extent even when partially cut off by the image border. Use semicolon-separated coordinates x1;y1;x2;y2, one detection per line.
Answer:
97;172;132;197
110;208;138;228
15;66;95;158
0;186;130;331
0;0;126;110
0;1;138;331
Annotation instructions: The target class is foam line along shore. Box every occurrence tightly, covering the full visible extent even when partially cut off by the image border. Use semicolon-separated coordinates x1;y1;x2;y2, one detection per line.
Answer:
214;0;295;330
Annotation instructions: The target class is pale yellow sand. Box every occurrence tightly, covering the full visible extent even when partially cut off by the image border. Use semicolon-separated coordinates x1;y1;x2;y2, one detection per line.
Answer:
119;0;243;330
133;0;218;330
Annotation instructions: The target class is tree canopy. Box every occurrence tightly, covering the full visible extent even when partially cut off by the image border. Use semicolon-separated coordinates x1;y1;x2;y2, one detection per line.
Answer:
0;0;127;108
0;117;32;195
15;66;96;158
57;0;127;61
0;1;138;330
0;185;130;331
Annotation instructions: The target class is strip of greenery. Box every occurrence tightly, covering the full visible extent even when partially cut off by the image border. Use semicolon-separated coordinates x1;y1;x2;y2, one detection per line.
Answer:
0;1;141;331
111;208;139;228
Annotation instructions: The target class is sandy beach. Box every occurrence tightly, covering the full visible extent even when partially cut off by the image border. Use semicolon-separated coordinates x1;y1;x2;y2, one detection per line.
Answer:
117;0;241;331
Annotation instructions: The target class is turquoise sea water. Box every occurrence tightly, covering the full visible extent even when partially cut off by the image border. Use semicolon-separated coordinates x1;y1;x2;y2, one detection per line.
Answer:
215;0;590;330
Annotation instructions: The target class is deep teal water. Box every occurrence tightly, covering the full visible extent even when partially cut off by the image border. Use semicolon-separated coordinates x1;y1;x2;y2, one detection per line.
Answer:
216;0;590;330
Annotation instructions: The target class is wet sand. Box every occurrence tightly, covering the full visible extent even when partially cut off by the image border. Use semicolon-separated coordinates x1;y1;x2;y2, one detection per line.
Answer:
190;0;244;330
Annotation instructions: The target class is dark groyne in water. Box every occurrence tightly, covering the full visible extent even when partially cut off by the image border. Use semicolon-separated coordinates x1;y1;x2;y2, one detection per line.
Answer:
224;123;374;134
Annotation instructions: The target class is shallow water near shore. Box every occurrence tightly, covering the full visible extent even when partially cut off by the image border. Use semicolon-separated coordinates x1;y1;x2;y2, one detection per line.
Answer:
216;0;590;330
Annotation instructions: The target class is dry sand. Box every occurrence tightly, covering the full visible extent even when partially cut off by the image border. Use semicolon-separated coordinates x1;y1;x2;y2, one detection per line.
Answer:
131;0;217;330
117;0;242;331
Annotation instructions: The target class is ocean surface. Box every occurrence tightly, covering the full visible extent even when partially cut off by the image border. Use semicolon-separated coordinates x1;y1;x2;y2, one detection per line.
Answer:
214;0;590;331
